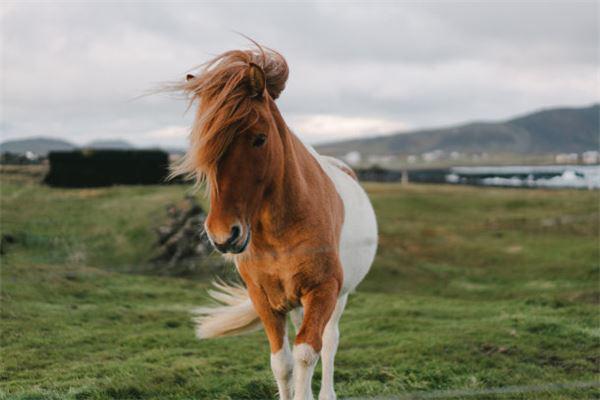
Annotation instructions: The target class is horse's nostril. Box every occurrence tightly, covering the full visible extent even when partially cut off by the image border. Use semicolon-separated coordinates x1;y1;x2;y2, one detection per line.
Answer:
229;226;241;243
211;224;250;254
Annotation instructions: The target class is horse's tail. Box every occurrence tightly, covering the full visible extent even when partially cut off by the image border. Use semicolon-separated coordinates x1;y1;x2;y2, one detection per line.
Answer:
192;280;262;339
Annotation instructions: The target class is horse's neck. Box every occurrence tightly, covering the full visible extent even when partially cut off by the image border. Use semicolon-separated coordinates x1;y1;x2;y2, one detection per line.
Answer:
280;118;320;194
268;110;328;225
246;107;343;257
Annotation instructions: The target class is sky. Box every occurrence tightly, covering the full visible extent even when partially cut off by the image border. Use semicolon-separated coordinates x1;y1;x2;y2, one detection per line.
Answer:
1;1;598;148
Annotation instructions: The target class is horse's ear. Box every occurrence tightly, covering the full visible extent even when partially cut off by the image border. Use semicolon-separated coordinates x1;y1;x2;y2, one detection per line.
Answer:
247;63;266;99
186;74;195;81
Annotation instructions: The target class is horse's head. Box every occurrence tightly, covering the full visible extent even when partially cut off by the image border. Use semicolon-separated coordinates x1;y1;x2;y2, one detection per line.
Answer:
204;66;284;254
172;46;289;254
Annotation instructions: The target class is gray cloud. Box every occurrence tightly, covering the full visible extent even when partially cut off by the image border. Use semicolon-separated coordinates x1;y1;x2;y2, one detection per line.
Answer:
1;1;598;147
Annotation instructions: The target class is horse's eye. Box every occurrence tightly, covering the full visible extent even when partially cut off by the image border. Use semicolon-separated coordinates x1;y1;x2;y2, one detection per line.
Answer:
252;134;267;148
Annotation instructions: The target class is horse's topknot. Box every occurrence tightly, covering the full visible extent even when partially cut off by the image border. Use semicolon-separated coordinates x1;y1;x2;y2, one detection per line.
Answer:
257;48;288;100
180;43;289;102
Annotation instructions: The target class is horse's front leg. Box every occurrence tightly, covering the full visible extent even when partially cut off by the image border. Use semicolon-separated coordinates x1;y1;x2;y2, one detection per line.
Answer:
293;279;339;400
271;327;294;400
246;284;293;400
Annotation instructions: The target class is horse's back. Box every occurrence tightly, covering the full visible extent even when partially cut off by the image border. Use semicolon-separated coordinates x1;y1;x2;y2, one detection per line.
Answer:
308;150;378;294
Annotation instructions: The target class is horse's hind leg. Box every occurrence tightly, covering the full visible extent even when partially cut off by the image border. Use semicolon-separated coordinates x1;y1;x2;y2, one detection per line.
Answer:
319;294;348;400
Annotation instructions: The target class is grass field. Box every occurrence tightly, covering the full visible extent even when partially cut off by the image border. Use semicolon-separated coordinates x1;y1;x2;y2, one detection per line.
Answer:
1;166;598;399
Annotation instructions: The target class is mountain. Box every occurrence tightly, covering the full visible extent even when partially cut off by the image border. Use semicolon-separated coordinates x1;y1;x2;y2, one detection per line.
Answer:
0;137;76;156
316;104;599;157
0;137;137;155
2;104;596;159
86;139;134;150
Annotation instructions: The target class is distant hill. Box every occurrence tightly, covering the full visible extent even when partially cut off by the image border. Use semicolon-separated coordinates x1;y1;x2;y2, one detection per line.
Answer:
0;137;76;156
3;104;597;159
86;139;134;150
0;137;137;155
316;104;599;157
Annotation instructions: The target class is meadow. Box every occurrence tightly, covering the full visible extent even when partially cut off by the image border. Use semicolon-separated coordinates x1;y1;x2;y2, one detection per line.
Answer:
1;166;598;399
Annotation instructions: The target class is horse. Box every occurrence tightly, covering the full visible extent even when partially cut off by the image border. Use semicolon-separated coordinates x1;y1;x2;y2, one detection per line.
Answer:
171;44;378;400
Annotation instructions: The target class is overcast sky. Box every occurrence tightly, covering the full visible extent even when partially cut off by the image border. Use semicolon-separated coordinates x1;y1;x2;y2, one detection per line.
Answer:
1;1;598;147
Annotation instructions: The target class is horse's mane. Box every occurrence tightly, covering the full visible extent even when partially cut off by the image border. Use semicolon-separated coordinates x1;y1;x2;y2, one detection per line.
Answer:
170;44;289;189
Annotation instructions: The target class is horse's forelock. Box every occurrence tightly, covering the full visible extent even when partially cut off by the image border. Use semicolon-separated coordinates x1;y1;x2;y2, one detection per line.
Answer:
169;44;288;189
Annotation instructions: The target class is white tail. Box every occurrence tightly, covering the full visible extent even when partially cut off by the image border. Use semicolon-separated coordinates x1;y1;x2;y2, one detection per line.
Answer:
192;280;262;339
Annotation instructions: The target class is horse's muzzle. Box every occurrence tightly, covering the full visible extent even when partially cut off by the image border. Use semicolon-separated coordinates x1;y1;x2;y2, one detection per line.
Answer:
212;224;251;254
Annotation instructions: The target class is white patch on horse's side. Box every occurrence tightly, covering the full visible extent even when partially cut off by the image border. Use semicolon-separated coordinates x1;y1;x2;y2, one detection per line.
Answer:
293;343;319;400
271;339;294;400
320;156;356;178
302;143;379;295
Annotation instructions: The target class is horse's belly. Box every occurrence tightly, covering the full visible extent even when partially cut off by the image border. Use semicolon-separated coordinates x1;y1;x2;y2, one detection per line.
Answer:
318;157;378;294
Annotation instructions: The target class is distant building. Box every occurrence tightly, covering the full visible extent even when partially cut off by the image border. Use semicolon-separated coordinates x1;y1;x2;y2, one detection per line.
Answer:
44;149;171;187
367;154;395;166
450;151;462;160
582;151;599;164
406;155;418;164
422;150;444;163
555;153;579;164
343;151;362;166
25;151;40;161
0;151;43;165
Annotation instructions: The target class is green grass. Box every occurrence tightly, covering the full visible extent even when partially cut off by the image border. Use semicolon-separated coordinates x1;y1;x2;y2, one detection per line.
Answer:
1;167;599;399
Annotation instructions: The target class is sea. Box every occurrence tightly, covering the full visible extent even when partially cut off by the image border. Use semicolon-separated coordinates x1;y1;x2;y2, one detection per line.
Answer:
445;165;600;189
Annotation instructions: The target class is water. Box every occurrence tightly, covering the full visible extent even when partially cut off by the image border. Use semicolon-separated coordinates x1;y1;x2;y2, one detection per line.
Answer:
445;165;600;189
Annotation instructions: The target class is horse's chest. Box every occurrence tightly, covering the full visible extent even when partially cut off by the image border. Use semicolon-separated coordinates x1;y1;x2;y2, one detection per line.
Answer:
259;275;299;312
239;264;300;312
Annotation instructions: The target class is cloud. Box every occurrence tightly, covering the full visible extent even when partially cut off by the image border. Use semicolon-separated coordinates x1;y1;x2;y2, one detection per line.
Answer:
288;114;409;144
147;125;189;140
0;1;598;147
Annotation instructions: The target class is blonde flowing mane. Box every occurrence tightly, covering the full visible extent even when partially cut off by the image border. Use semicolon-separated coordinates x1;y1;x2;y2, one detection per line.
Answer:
170;44;289;189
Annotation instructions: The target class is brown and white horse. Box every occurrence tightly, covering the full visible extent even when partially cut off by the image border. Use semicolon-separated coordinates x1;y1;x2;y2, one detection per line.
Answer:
172;45;378;400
